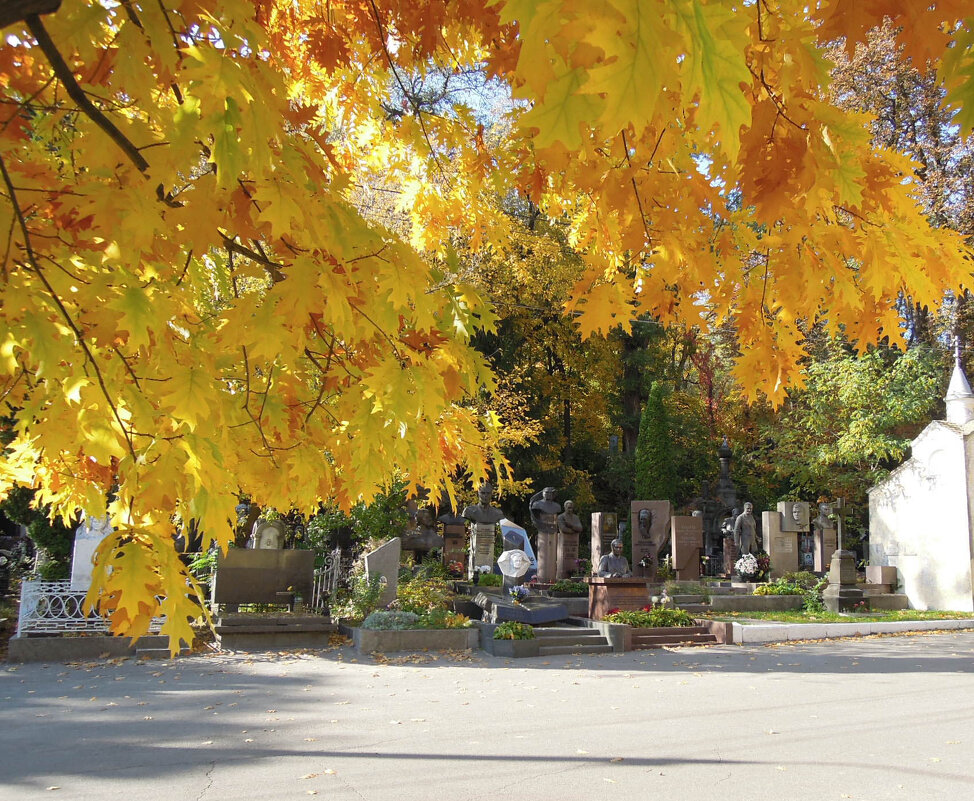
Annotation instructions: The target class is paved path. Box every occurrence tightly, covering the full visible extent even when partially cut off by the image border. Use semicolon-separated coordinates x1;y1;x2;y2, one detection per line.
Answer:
2;631;974;800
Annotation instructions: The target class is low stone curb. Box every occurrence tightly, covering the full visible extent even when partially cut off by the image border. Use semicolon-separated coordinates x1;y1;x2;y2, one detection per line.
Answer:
351;626;479;654
731;618;974;644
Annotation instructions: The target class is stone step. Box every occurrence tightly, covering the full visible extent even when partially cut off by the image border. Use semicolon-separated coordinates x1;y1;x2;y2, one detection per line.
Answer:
214;622;337;635
534;627;604;638
630;632;718;648
538;643;614;656
676;603;709;613
530;635;603;648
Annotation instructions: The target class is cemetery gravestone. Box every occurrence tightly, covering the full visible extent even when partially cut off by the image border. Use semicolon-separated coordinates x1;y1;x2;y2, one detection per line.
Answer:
364;537;401;609
670;516;703;580
823;549;864;612
438;512;467;573
764;508;799;578
211;548;315;610
630;500;671;578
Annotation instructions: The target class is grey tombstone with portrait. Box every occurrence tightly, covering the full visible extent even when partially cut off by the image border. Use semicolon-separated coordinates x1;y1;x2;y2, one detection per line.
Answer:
249;518;286;549
630;500;671;578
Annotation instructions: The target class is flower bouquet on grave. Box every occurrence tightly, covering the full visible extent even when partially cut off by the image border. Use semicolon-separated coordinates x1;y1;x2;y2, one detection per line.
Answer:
509;585;531;605
755;551;772;581
734;553;760;581
446;560;465;578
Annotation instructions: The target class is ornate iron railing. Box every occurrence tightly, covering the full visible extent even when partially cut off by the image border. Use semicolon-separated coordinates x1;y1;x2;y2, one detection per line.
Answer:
311;548;347;611
16;580;163;635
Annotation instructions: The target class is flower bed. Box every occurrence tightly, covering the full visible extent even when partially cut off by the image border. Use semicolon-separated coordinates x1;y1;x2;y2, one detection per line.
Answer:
603;606;697;627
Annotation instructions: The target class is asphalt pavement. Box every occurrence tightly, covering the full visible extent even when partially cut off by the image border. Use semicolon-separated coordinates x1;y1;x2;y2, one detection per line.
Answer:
2;631;973;800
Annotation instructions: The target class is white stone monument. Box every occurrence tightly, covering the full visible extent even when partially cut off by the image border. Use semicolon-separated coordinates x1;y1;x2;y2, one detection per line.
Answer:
868;350;974;611
69;515;113;590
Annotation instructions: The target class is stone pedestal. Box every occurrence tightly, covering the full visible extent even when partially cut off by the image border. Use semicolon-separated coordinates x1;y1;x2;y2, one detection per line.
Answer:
557;530;580;579
536;530;557;583
866;565;897;587
671;516;703;580
823;550;864;612
814;526;838;573
722;536;738;576
763;511;798;579
586;577;651;620
468;522;496;578
441;522;467;573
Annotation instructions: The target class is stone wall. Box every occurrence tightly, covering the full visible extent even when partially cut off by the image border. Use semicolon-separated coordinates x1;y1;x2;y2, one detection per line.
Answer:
868;421;974;612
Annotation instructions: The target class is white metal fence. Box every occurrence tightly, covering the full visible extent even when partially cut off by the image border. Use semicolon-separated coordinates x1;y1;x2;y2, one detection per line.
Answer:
311;547;348;611
16;580;163;636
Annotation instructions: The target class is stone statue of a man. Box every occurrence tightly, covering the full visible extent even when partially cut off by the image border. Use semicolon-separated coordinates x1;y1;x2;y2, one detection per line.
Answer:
529;486;560;536
597;538;631;578
733;502;757;555
556;500;583;538
461;482;505;525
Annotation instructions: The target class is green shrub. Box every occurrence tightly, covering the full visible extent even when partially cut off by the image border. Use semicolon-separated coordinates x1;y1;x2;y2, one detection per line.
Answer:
394;576;451;614
665;580;711;601
417;609;472;629
781;571;819;589
803;578;829;613
413;553;449;580
753;578;804;596
331;567;385;623
361;610;420;630
550;579;588;595
476;573;503;587
603;607;696;627
493;620;535;640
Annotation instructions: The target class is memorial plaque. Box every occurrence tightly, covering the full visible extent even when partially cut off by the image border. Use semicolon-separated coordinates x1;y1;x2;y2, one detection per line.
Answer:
469;522;496;577
670;515;703;580
777;501;811;532
762;510;798;577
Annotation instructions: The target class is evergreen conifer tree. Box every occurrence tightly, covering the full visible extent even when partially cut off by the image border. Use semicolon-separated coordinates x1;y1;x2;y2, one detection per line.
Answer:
635;383;677;502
